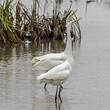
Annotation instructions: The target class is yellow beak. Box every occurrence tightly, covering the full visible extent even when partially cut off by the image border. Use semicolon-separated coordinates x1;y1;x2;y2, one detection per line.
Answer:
69;9;78;17
73;18;81;23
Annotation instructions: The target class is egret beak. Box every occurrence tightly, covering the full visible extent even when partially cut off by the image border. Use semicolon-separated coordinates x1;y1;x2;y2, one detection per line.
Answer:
73;18;81;23
68;18;81;24
69;9;78;18
31;58;36;64
31;58;40;64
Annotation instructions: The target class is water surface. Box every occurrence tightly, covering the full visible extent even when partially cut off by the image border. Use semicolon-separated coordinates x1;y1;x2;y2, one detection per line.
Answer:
0;0;110;110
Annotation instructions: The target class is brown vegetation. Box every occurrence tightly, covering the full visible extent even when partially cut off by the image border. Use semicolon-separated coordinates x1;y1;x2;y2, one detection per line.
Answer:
0;0;81;45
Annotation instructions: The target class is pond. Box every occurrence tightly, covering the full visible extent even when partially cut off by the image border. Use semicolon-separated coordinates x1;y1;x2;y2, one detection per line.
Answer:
0;0;110;110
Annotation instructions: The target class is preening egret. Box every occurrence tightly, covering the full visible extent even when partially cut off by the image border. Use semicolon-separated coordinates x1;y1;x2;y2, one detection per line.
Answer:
31;10;77;72
37;19;74;102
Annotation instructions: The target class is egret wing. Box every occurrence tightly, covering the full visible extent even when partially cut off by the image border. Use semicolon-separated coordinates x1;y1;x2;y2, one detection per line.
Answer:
42;61;70;80
32;58;63;71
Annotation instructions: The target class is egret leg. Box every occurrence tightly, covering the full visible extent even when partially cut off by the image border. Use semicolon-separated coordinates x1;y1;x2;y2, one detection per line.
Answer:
44;83;47;89
55;85;58;103
60;85;63;90
58;85;63;103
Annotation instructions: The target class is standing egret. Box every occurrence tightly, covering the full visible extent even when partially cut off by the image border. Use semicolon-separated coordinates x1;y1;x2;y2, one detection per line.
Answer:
31;10;78;72
37;19;74;102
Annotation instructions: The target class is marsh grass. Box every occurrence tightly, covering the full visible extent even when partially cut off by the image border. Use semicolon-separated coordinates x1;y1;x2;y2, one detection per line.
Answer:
0;0;81;45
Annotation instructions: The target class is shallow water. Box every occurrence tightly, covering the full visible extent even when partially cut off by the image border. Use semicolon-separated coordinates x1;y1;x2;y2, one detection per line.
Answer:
1;0;110;110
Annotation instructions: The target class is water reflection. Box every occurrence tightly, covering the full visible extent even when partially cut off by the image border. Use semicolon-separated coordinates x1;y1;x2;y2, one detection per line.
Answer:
55;101;62;110
42;0;64;15
44;88;62;110
35;0;76;16
0;38;80;110
85;0;102;5
85;0;102;14
85;0;110;13
103;0;110;8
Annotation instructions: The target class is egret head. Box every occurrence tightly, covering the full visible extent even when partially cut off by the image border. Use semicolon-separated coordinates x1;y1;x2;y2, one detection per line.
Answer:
68;17;80;25
31;58;40;64
67;9;81;25
61;9;79;30
66;9;78;23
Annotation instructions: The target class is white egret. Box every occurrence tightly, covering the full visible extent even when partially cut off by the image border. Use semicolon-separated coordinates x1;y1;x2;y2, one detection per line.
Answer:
31;10;78;72
32;12;73;89
37;19;74;102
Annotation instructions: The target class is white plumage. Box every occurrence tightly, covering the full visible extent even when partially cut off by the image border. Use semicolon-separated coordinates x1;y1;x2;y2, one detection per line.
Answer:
32;52;66;71
37;60;71;85
37;17;74;102
37;24;73;85
31;12;74;72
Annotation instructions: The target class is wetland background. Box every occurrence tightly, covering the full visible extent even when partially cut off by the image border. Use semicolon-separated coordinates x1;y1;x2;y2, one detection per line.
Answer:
1;0;110;110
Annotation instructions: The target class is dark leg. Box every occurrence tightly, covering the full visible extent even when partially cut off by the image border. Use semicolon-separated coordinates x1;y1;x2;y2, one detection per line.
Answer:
60;85;63;90
58;85;63;103
44;83;47;89
55;96;62;110
55;85;58;103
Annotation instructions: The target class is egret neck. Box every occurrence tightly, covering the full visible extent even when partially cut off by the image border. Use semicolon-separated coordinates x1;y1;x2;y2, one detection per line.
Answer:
66;23;73;63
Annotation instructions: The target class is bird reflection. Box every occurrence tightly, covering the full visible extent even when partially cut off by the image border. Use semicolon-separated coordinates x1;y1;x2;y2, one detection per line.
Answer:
55;100;62;110
44;87;63;103
44;88;62;110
